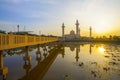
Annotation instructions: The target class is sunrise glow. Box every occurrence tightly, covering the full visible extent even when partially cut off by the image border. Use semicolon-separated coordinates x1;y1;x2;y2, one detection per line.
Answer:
0;0;120;36
98;46;105;54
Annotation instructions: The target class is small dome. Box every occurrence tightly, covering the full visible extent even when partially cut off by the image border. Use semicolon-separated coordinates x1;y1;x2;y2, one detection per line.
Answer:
70;30;75;35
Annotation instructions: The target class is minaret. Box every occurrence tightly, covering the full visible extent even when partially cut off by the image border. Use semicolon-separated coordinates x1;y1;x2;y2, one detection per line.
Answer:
78;28;80;37
90;26;92;38
62;23;65;38
75;20;79;38
17;25;19;32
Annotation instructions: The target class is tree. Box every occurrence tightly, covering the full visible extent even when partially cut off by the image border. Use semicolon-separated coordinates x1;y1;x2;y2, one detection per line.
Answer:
0;30;6;34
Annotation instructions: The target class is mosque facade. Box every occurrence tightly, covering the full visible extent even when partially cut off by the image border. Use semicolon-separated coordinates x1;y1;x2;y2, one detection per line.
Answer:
62;20;80;40
62;20;92;40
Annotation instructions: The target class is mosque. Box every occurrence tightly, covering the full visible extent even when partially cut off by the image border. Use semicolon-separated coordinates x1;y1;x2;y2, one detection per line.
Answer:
62;20;92;40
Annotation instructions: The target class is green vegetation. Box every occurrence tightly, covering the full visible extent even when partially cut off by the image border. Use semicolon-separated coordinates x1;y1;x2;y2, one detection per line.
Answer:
64;35;120;43
0;30;6;34
1;30;58;38
41;34;58;37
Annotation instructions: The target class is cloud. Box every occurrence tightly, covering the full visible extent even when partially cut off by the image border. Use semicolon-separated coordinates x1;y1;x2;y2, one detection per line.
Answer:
0;20;18;25
0;0;120;36
0;20;36;32
0;20;18;32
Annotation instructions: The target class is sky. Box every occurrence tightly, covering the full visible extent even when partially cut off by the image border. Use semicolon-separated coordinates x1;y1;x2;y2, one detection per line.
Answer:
0;0;120;37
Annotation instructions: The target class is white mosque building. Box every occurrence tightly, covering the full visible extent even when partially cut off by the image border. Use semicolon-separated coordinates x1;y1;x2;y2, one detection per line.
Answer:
62;20;80;40
62;20;92;40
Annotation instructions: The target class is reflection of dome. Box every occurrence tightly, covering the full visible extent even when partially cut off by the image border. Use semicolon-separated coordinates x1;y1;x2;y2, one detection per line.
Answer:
70;47;75;51
70;30;75;35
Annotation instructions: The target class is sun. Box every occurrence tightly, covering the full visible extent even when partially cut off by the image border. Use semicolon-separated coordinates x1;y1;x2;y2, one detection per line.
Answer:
94;19;110;34
91;15;114;35
98;46;105;54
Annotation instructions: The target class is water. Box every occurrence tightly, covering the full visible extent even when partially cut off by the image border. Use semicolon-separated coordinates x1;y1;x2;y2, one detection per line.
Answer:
1;42;120;80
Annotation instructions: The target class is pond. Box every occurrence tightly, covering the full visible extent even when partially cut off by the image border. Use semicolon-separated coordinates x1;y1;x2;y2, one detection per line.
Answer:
1;42;120;80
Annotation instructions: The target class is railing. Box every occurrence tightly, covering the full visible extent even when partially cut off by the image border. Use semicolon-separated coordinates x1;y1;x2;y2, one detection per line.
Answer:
0;33;58;50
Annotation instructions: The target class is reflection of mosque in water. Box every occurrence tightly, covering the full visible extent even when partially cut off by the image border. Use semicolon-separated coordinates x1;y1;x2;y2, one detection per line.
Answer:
0;43;94;80
64;43;93;62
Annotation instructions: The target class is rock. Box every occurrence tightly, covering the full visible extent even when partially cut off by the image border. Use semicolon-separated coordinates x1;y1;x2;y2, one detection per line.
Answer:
103;67;110;72
79;62;84;67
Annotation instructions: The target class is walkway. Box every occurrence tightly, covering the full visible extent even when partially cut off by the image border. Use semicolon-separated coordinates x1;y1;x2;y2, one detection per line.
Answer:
0;33;58;51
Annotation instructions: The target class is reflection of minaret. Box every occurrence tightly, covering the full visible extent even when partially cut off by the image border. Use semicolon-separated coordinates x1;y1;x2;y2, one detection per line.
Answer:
23;47;32;75
89;44;92;54
75;20;80;38
62;23;65;38
75;46;80;62
90;26;92;38
0;51;8;80
61;46;65;58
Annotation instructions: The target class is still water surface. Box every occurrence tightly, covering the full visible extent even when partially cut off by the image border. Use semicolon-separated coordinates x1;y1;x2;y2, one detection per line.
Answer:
1;42;120;80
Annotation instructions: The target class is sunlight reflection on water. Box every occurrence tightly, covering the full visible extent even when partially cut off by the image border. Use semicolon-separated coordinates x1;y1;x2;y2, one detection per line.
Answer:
98;45;105;54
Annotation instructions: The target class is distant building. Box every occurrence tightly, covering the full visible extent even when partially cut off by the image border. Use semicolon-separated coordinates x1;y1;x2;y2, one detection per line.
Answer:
90;26;92;38
64;30;76;39
62;23;65;38
62;20;80;40
75;20;80;38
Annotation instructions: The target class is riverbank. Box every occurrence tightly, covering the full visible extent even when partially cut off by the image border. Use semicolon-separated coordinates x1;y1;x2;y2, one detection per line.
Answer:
63;39;120;43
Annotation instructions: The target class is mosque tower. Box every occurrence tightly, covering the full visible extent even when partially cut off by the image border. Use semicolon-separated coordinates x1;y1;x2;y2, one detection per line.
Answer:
75;20;80;38
90;26;92;38
78;28;80;37
62;23;65;38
